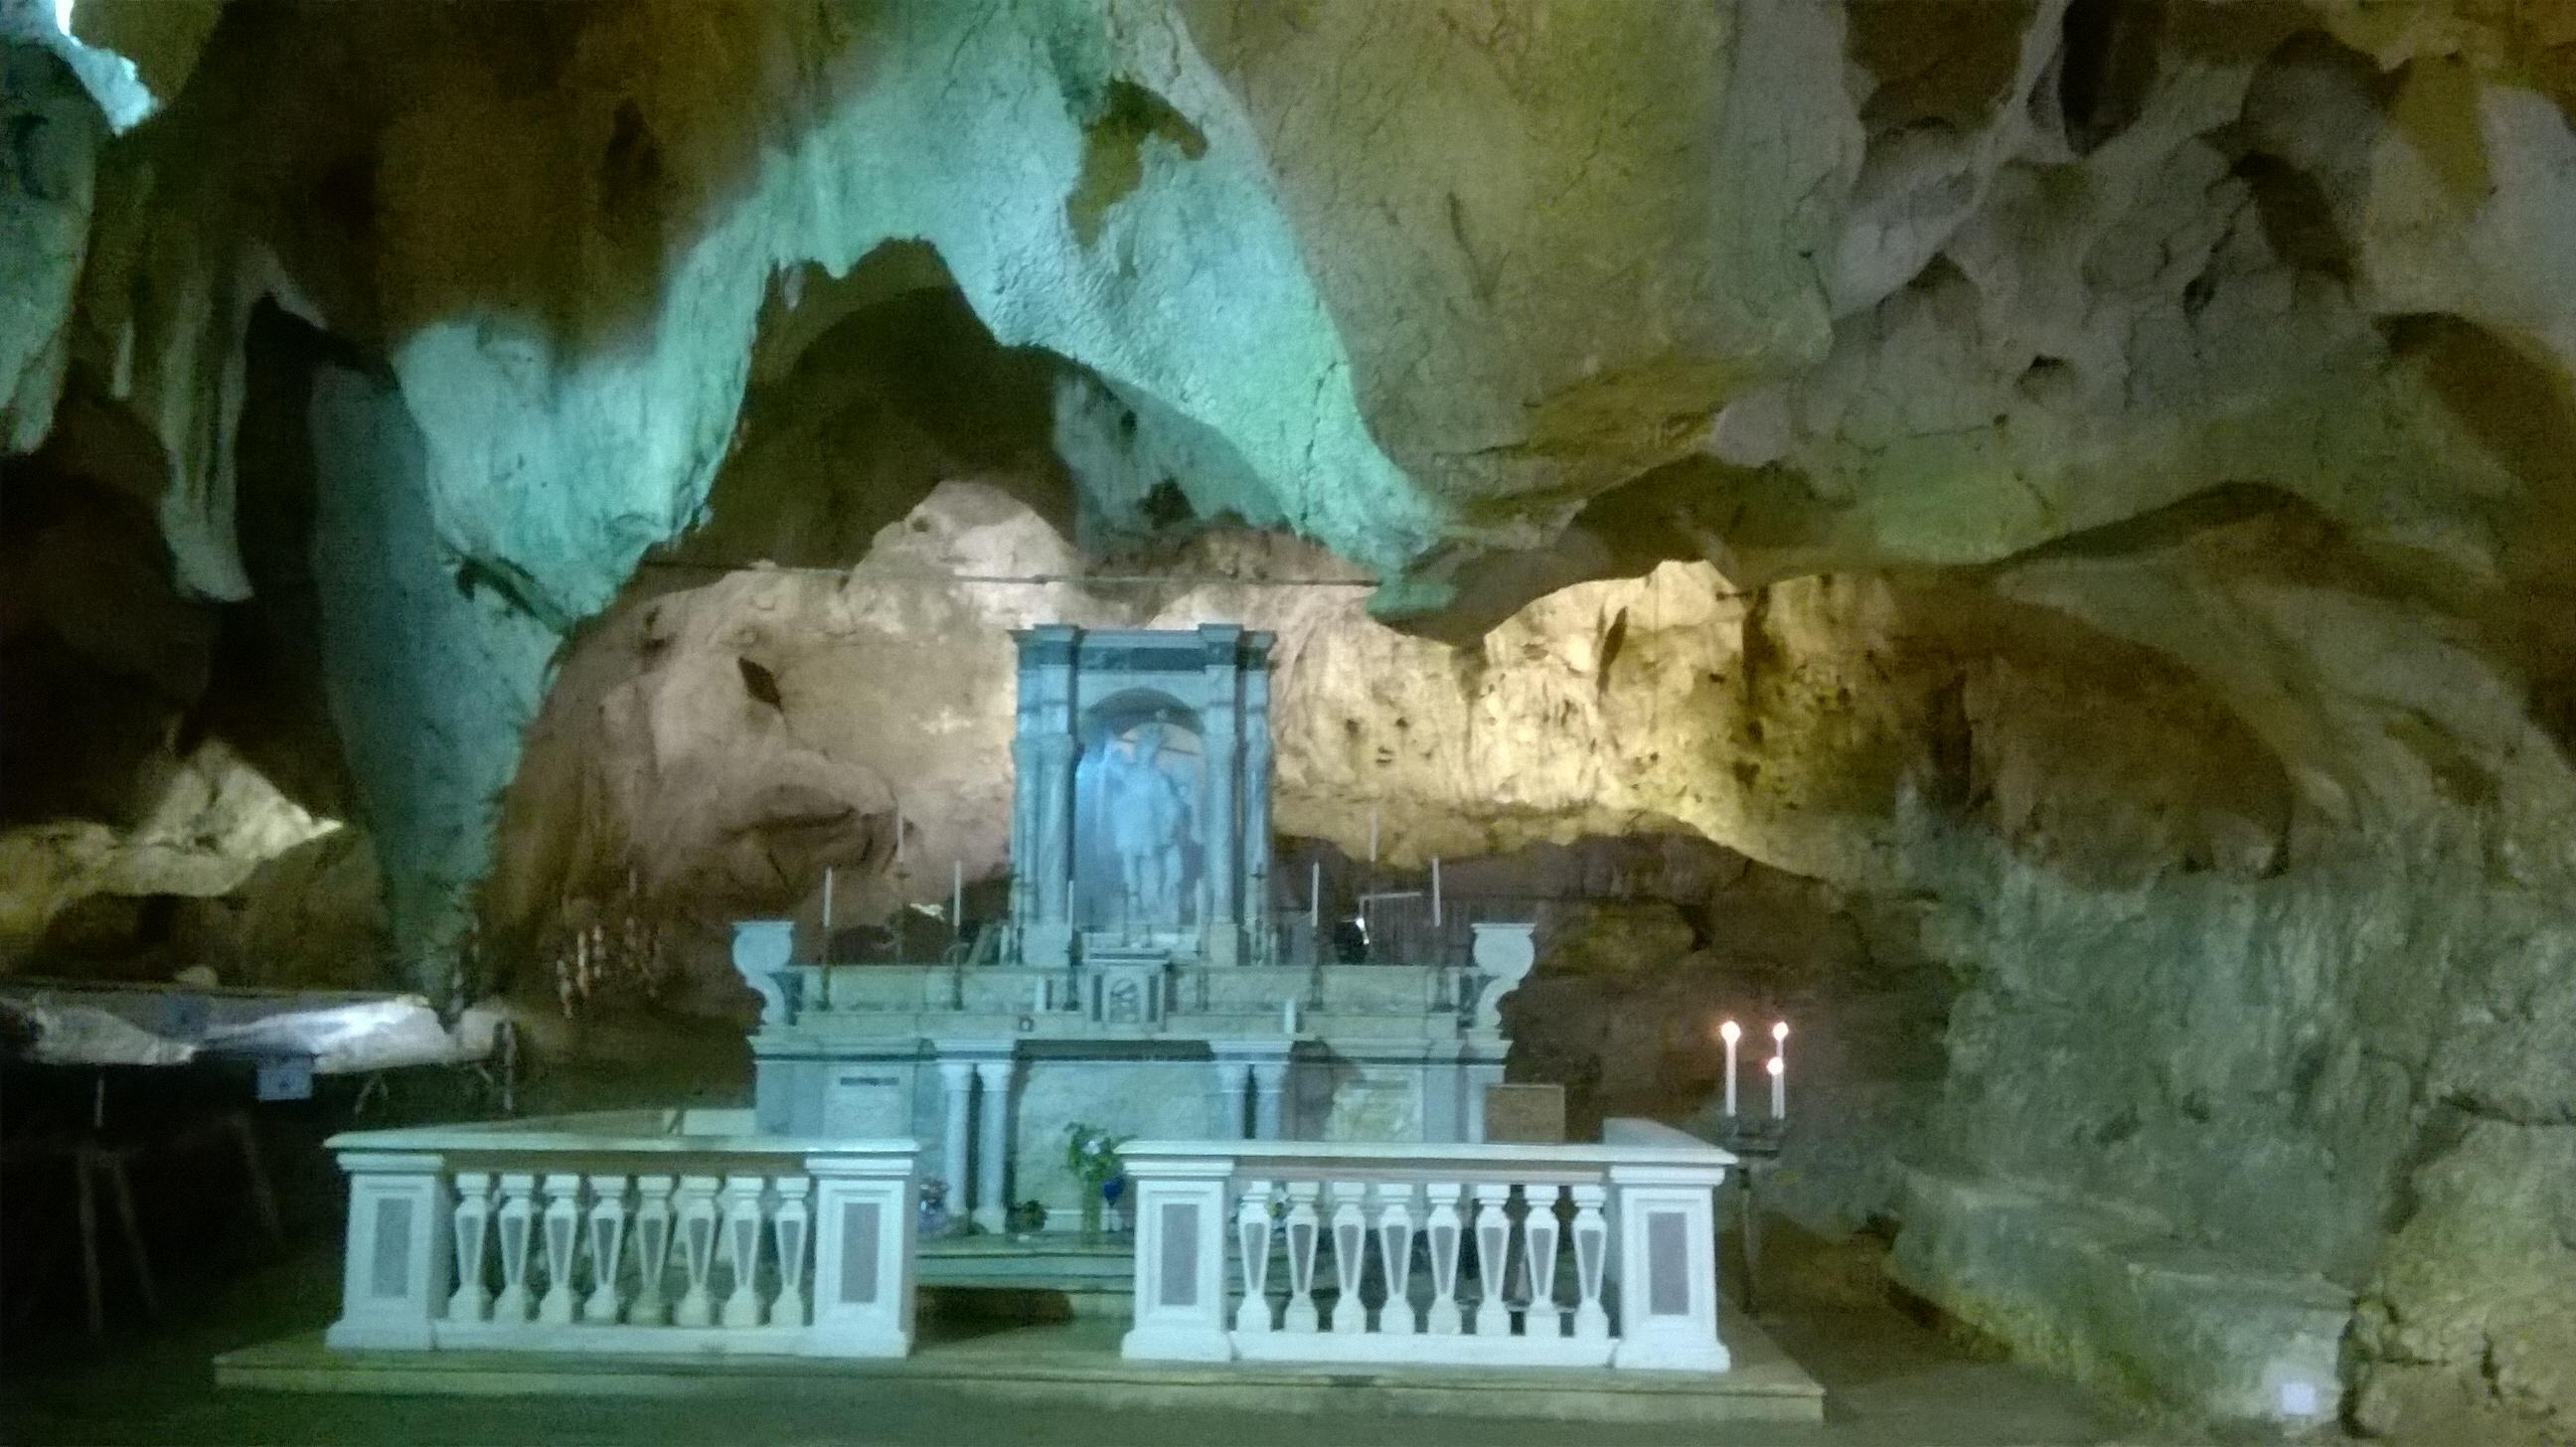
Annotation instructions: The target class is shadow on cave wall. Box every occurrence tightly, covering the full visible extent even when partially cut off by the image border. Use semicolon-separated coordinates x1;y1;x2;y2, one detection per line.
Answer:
650;242;1079;576
479;241;1087;1006
0;301;379;981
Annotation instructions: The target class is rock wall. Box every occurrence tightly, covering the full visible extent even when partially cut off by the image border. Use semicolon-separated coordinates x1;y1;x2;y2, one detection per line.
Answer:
3;0;2571;1436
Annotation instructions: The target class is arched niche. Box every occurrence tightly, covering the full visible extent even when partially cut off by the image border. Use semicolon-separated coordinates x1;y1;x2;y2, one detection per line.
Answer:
1071;691;1205;932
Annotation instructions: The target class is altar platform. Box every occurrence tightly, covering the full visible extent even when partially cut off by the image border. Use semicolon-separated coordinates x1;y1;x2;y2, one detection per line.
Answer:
215;1302;1826;1427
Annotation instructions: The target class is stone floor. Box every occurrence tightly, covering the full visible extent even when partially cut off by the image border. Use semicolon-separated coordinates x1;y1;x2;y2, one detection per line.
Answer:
0;1237;2219;1446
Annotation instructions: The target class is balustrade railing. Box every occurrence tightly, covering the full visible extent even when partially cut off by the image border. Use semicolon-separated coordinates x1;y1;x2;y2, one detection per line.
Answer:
1120;1120;1733;1370
326;1109;916;1359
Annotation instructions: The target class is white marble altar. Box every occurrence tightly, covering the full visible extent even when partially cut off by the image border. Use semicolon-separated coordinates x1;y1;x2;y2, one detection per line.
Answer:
738;624;1532;1229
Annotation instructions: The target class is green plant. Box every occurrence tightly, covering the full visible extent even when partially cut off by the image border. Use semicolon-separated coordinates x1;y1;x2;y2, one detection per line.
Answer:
1063;1122;1131;1190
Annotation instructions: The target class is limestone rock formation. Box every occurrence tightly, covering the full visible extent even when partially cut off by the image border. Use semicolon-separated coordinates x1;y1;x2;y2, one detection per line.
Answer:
4;0;2571;1436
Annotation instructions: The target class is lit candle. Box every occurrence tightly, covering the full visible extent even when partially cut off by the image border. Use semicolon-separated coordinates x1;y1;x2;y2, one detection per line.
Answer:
1770;1021;1789;1118
1718;1020;1741;1116
1431;856;1443;927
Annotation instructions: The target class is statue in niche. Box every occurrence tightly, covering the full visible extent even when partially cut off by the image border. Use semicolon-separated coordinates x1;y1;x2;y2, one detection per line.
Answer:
1102;722;1192;927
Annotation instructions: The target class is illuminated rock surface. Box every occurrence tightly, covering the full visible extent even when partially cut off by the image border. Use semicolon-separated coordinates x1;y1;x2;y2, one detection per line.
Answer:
2;1;2570;1436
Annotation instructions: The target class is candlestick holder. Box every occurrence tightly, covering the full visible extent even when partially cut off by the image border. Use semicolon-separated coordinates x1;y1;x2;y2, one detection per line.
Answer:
1706;1113;1787;1161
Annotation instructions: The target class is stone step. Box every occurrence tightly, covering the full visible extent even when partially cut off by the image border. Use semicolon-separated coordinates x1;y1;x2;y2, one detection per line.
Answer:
917;1234;1137;1319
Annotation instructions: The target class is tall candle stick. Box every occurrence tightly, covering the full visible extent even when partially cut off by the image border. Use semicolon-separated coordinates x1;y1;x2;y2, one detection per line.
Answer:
818;867;836;1009
1309;861;1321;930
1770;1021;1789;1118
952;860;964;935
1431;856;1443;927
1719;1020;1741;1116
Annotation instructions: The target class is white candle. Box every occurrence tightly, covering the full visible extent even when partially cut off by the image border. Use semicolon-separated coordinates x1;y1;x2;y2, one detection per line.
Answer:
821;868;835;959
1431;856;1443;927
952;861;964;932
1309;861;1321;929
1719;1020;1740;1116
1283;998;1300;1035
1769;1021;1789;1118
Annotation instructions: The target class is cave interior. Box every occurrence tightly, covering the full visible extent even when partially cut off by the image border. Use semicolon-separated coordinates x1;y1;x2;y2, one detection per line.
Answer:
2;0;2572;1443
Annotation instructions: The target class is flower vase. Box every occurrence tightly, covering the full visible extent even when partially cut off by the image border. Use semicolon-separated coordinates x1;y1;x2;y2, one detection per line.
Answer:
1079;1194;1104;1243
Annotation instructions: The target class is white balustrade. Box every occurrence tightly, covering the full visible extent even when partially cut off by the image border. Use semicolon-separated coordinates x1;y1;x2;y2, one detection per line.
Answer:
324;1109;916;1359
1121;1120;1733;1371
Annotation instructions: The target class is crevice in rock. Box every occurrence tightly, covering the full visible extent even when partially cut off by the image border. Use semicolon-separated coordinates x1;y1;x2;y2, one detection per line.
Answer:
2054;0;2164;155
2230;152;2354;281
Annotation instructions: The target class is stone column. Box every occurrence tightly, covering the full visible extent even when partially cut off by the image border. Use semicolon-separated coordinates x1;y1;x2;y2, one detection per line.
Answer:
1463;1057;1507;1144
972;1057;1016;1232
1014;626;1080;970
1212;1059;1253;1141
1198;625;1241;966
1251;1058;1291;1140
935;1058;975;1212
1239;638;1274;964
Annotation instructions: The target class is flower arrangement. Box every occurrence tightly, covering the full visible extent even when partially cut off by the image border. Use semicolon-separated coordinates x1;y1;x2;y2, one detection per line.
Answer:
1063;1122;1131;1238
1063;1122;1131;1190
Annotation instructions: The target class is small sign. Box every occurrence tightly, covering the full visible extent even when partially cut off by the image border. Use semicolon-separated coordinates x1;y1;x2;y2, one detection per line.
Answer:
255;1054;314;1102
1483;1084;1566;1144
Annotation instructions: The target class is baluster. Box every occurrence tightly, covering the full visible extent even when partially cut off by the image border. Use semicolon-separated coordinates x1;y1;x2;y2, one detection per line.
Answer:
447;1172;493;1322
582;1175;630;1324
1524;1183;1565;1339
1470;1182;1514;1336
1372;1182;1418;1336
1424;1181;1466;1335
720;1176;768;1328
771;1177;812;1326
1327;1181;1368;1335
538;1173;583;1324
1281;1180;1323;1334
1233;1180;1276;1334
492;1172;538;1323
629;1176;675;1326
1569;1182;1610;1342
672;1175;721;1327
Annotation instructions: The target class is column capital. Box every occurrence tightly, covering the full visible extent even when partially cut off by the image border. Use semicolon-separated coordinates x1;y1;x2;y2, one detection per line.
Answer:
925;1036;1018;1062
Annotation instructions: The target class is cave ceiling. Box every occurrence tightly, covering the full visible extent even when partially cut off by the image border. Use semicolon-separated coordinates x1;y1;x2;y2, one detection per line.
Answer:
2;0;2572;952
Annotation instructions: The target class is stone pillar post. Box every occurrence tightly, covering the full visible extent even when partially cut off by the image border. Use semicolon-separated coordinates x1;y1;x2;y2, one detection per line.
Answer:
972;1057;1016;1232
935;1058;975;1213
